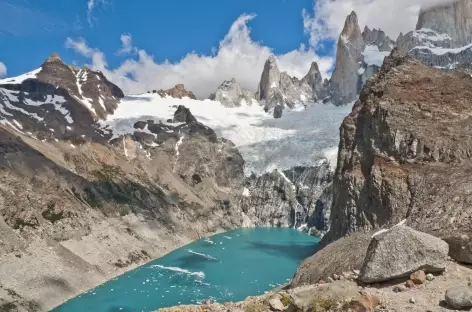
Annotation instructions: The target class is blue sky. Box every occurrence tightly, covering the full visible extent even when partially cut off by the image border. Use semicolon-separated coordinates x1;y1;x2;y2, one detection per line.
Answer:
0;0;332;73
0;0;429;97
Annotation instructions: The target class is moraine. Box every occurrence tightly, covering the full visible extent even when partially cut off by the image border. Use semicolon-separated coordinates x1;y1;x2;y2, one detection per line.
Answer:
52;228;318;312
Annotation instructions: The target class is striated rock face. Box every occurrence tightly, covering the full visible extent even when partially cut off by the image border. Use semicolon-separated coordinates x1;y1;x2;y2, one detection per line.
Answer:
155;84;196;100
240;164;333;234
322;49;472;251
416;0;472;48
302;62;326;101
208;78;256;107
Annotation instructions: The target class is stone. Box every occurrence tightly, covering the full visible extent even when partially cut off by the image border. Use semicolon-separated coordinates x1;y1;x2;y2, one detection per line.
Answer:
410;270;426;285
349;294;380;312
405;280;415;289
445;285;472;309
289;281;359;311
409;297;416;304
393;285;407;293
268;297;285;311
359;226;448;283
426;274;434;281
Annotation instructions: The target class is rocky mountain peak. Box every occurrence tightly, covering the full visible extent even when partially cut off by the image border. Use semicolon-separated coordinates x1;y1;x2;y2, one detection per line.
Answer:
340;11;362;43
302;62;326;100
155;84;197;100
329;11;365;105
416;0;472;48
362;27;395;52
208;78;255;107
44;52;63;64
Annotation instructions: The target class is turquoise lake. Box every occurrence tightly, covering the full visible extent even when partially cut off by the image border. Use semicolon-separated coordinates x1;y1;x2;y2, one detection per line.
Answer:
53;228;319;312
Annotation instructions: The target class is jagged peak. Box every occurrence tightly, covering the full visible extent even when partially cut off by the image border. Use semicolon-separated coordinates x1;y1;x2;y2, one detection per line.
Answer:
340;11;362;41
44;52;63;63
267;55;277;63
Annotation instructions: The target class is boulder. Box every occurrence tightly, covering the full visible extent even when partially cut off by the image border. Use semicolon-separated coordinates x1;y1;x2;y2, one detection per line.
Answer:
445;285;472;309
348;294;380;312
359;226;448;283
445;233;472;264
289;281;359;311
267;297;285;311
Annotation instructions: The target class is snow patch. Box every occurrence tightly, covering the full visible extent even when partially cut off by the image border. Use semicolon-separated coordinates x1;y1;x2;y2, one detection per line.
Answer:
0;68;41;85
412;42;472;56
358;67;366;75
362;45;390;67
242;188;250;197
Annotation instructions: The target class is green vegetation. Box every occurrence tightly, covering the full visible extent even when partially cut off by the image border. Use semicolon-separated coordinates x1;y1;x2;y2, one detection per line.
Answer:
92;163;124;181
279;293;292;306
309;296;338;312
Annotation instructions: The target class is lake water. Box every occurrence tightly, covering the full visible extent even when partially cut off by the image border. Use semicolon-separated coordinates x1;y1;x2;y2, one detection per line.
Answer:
53;228;319;312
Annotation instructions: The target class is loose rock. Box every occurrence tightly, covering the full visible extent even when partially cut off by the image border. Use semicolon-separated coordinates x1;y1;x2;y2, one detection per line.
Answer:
268;297;285;311
445;285;472;309
426;273;434;281
410;270;426;285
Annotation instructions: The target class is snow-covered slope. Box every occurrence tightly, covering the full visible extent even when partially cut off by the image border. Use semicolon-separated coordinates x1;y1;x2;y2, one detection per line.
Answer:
103;94;353;176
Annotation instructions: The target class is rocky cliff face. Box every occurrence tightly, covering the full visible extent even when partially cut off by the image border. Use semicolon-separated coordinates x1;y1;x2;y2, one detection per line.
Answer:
240;164;333;235
208;78;256;107
416;0;472;48
323;49;472;249
396;0;472;75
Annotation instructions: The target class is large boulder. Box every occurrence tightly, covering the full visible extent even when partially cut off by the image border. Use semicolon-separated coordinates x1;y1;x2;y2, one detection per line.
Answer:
445;285;472;309
444;233;472;264
359;225;448;284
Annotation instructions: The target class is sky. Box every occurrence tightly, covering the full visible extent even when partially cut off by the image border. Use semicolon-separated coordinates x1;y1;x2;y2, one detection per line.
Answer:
0;0;455;98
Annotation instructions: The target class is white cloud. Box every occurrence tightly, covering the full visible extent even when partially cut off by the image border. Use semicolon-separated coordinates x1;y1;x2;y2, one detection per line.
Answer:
303;0;457;47
0;62;6;78
117;33;137;55
87;0;106;26
66;14;334;98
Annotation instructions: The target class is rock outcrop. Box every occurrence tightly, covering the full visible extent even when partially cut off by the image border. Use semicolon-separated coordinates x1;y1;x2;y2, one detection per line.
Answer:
154;84;196;100
321;48;472;262
359;226;448;283
208;78;256;107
